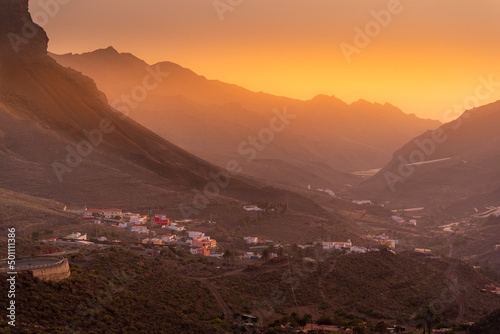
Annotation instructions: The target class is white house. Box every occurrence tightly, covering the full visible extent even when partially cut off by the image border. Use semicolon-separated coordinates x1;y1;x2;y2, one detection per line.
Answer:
168;223;185;232
162;235;175;243
65;232;87;240
244;252;255;259
97;236;108;242
131;225;148;234
129;214;146;224
244;236;259;244
408;219;417;226
188;231;204;239
119;222;128;229
243;205;263;212
350;246;367;253
352;200;371;205
84;209;103;217
322;239;352;250
102;208;123;219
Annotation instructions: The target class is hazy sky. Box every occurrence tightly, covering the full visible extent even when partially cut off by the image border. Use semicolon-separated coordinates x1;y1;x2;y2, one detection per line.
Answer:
30;0;500;120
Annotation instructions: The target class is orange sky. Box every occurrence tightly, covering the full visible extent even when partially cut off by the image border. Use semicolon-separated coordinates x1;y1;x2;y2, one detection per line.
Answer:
30;0;500;120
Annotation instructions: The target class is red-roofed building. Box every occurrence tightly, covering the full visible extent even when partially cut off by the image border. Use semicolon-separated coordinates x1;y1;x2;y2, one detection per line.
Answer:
155;215;171;225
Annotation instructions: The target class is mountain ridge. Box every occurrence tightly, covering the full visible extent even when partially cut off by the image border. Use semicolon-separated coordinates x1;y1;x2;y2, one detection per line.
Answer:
50;47;441;190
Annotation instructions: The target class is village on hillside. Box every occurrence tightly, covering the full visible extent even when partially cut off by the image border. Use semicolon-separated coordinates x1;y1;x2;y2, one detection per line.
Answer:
41;204;410;261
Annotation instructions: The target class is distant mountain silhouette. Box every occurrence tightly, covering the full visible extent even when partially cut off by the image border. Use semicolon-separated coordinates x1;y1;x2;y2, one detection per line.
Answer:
51;48;441;190
358;101;500;214
0;0;264;208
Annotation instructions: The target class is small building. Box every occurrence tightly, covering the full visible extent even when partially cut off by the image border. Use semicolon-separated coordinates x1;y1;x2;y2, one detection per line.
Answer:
244;236;259;244
415;248;432;254
65;232;87;240
191;248;210;256
168;223;185;232
352;200;371;205
119;222;128;229
350;246;368;253
154;215;171;225
84;209;103;217
162;234;175;243
193;237;217;249
103;208;122;219
408;219;417;226
322;239;352;250
188;231;204;239
131;225;148;234
142;238;163;245
129;214;146;224
244;252;255;259
97;236;108;242
243;205;263;212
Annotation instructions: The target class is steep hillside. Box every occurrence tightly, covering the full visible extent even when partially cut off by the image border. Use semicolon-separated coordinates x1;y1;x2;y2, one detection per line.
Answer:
0;248;232;333
470;308;500;334
0;0;264;209
358;101;500;213
51;48;440;189
211;250;500;324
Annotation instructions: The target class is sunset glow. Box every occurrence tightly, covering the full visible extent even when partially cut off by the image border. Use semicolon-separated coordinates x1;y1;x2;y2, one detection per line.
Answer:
31;0;500;120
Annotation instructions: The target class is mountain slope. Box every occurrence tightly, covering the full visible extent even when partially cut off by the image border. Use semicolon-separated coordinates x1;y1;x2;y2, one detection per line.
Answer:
0;0;258;209
50;48;441;189
358;101;500;213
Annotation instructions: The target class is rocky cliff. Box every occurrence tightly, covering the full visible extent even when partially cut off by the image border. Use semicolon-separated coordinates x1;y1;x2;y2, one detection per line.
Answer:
0;0;48;61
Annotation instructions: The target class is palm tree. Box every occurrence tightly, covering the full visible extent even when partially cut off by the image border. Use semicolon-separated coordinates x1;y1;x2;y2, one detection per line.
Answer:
414;306;441;334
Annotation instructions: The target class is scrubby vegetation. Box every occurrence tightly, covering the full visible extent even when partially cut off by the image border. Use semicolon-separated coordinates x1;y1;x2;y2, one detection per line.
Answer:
0;247;232;333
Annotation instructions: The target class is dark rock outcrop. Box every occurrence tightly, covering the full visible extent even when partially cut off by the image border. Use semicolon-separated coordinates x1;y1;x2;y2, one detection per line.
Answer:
0;0;48;61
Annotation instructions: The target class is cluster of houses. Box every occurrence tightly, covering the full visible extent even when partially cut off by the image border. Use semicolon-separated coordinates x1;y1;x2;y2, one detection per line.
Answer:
81;208;221;257
243;235;371;256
